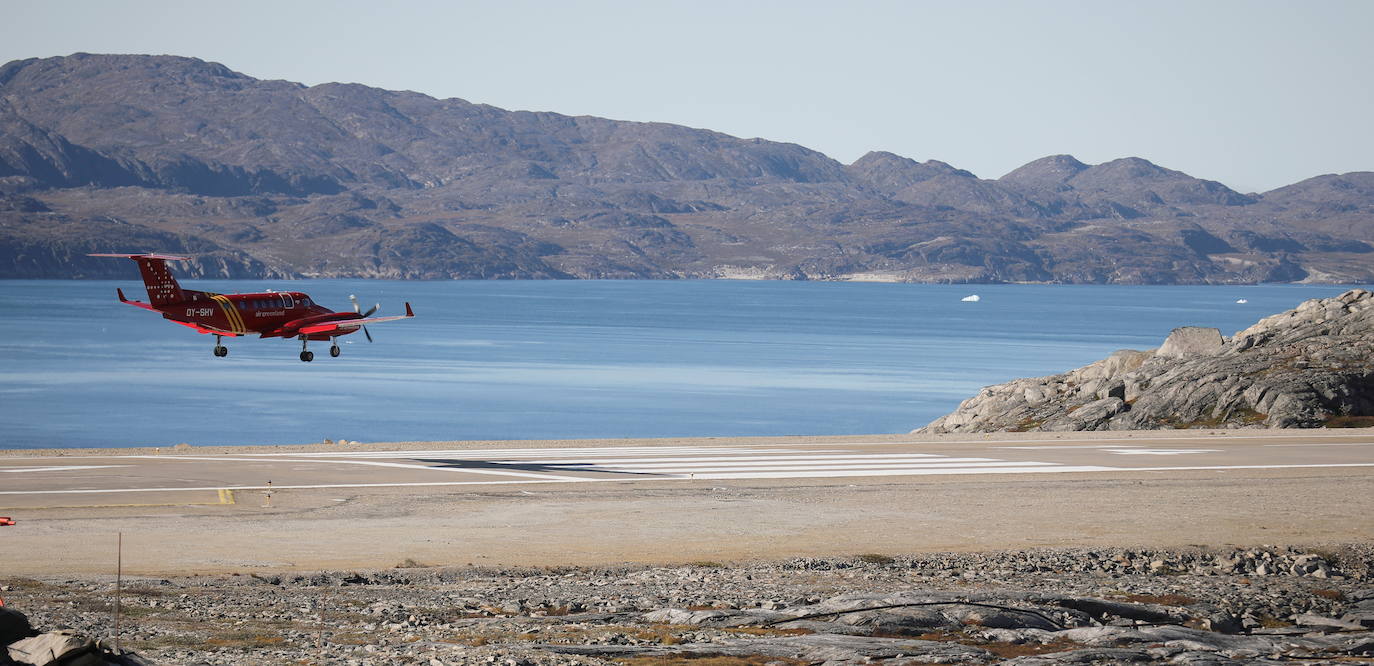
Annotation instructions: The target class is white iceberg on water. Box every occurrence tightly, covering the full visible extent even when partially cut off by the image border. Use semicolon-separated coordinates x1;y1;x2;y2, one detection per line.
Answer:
1236;298;1248;304
961;294;981;302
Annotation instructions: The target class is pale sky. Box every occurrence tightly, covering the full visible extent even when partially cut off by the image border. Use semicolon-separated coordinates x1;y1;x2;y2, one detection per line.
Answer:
4;0;1372;193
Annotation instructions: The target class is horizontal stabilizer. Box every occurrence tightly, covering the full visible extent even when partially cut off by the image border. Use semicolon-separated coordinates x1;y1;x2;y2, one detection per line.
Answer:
88;253;190;261
114;288;158;312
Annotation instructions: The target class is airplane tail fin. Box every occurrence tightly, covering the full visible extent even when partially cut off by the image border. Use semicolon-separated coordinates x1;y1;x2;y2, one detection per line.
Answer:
89;253;189;305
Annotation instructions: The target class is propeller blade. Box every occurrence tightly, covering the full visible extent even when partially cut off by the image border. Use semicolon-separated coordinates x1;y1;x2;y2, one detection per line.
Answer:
346;295;379;318
363;325;373;343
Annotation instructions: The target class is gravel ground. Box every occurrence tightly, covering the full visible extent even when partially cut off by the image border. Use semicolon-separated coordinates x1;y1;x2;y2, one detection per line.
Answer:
6;544;1374;665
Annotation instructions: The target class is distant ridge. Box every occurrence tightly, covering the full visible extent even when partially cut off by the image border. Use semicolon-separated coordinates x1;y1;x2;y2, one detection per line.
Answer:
2;53;1372;282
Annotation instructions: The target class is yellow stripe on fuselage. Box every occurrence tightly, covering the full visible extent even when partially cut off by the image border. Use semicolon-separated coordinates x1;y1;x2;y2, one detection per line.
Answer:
210;294;246;334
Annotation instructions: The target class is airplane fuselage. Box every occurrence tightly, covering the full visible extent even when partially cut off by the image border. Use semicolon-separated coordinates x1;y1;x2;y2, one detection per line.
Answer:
163;289;357;340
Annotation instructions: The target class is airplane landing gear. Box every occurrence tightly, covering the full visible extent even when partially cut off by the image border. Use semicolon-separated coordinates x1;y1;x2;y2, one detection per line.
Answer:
299;336;314;362
329;339;341;358
213;335;228;358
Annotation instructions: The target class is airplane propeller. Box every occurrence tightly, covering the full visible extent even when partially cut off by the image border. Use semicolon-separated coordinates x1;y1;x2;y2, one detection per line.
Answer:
350;294;379;342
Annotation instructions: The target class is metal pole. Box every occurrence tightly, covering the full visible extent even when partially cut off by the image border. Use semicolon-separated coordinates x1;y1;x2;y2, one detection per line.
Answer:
114;532;122;653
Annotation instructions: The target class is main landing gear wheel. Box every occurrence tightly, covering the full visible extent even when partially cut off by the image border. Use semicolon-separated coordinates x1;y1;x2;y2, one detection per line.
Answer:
300;350;314;362
329;344;341;358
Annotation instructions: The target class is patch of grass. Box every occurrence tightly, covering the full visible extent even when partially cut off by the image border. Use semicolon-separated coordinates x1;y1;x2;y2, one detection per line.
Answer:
1257;614;1292;629
855;553;896;565
632;624;691;644
0;577;59;592
686;561;723;568
1313;588;1345;601
722;627;813;638
1325;415;1374;428
394;558;433;569
1112;593;1196;607
915;630;1083;659
127;634;205;650
980;639;1085;659
616;656;809;666
204;632;287;648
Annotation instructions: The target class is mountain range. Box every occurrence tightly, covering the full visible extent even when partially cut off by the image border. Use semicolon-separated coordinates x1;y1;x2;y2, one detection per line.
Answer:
3;53;1373;282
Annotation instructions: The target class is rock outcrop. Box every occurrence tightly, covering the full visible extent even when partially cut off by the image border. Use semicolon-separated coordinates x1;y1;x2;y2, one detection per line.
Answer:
920;289;1374;433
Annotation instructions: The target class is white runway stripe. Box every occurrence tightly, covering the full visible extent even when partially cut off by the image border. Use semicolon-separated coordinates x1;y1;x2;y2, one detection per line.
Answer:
594;457;1003;470
0;465;129;473
676;466;1118;480
611;462;1062;474
510;453;945;465
277;447;784;459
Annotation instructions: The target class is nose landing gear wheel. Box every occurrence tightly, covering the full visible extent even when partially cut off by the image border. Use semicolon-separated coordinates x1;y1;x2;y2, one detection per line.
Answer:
214;346;228;357
329;345;340;358
300;350;314;362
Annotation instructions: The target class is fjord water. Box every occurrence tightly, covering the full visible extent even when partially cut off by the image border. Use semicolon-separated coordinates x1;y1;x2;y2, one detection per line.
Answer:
0;280;1362;449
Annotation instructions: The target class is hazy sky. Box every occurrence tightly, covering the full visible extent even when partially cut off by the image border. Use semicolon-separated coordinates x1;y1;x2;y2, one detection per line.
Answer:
4;0;1372;192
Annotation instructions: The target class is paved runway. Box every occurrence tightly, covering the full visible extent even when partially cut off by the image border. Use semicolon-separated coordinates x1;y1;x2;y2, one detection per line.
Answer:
3;430;1372;509
4;430;1374;574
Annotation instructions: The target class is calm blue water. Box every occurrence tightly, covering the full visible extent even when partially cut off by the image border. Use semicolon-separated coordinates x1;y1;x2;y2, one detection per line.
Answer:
0;280;1364;449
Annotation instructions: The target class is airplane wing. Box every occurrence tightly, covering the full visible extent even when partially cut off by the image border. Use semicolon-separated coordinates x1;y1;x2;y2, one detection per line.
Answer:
295;302;416;336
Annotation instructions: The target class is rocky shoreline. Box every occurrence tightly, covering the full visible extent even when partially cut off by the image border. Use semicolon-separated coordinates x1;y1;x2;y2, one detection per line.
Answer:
921;289;1374;433
6;545;1374;665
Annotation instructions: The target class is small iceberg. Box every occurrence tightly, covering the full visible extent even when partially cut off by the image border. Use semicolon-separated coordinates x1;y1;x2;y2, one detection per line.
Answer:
1236;299;1248;304
961;294;981;302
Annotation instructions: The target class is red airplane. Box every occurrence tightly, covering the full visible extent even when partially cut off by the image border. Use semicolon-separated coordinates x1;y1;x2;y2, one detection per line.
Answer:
91;253;414;361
